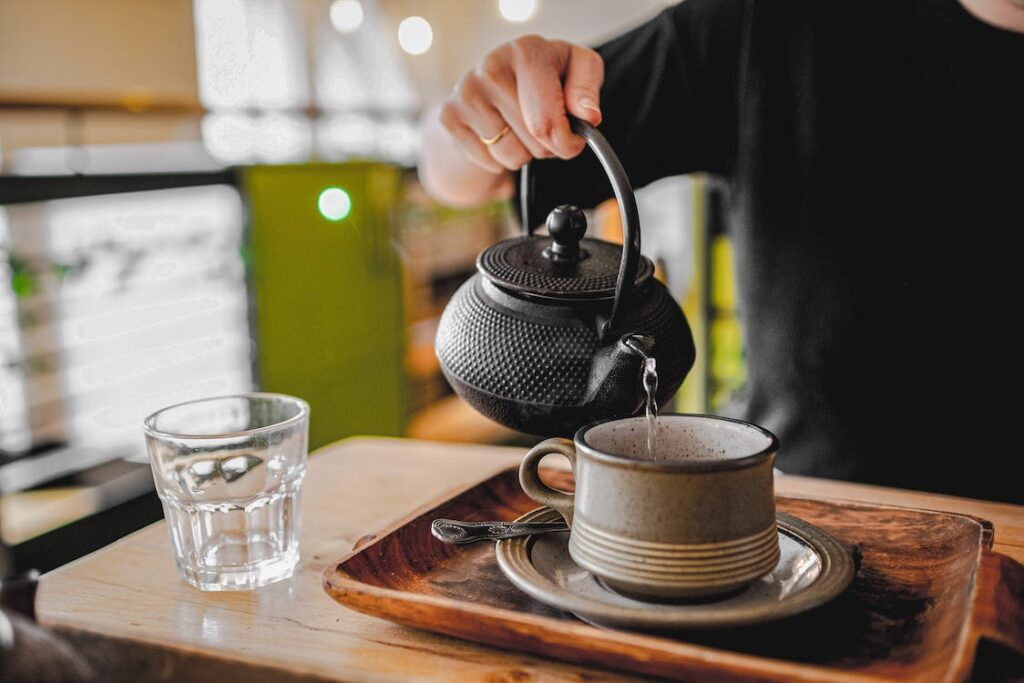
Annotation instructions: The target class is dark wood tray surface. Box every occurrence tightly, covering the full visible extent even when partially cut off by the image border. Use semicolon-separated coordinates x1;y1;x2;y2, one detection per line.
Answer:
324;468;1024;682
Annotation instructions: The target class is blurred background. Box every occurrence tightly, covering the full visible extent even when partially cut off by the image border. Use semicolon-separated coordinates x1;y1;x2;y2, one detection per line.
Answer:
0;0;744;572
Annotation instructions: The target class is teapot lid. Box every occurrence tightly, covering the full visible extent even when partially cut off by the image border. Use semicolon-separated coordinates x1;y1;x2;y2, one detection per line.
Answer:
478;205;654;300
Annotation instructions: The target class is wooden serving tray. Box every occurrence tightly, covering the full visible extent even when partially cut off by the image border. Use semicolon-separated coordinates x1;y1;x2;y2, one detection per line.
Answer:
323;468;1024;682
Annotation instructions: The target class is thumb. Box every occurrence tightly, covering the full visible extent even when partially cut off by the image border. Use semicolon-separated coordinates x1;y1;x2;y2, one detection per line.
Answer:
563;45;604;126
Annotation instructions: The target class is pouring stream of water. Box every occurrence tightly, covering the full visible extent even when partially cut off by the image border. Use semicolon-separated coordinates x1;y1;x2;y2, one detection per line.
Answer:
643;357;658;459
624;336;660;459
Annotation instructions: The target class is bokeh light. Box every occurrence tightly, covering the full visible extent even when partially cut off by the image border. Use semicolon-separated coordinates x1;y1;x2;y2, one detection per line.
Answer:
498;0;537;22
202;112;256;164
318;187;352;221
329;0;364;34
397;16;432;56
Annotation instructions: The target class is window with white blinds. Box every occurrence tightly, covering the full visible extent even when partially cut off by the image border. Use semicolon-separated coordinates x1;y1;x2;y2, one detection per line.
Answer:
0;185;253;474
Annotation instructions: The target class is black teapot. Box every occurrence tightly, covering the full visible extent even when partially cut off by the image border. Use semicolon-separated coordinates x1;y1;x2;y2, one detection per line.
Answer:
435;118;695;436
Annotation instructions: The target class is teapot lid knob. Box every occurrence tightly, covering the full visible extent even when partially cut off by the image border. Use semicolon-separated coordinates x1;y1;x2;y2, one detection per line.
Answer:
546;205;587;261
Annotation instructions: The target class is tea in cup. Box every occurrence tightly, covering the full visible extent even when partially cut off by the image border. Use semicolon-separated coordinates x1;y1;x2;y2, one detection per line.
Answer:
519;414;779;601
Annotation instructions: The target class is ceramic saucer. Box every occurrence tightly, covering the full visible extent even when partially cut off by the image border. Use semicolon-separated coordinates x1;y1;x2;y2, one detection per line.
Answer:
495;508;854;631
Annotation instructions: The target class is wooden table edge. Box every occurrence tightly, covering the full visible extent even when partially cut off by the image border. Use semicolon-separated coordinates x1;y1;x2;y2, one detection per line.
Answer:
34;436;1024;682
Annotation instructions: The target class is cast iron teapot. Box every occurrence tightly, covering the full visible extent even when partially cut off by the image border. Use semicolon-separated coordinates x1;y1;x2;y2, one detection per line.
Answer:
435;117;695;436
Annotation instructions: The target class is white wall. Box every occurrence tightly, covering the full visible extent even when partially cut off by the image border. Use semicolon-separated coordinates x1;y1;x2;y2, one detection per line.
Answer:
0;0;678;165
0;0;200;168
0;0;198;107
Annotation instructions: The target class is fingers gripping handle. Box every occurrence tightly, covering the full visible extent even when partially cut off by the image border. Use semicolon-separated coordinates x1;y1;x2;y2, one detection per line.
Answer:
519;438;577;526
520;116;641;339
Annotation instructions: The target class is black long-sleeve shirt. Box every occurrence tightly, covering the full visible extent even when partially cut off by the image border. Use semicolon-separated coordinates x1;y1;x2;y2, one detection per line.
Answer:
522;0;1023;502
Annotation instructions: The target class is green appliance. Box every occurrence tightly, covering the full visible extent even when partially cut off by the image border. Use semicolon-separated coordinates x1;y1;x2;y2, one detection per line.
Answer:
244;163;406;450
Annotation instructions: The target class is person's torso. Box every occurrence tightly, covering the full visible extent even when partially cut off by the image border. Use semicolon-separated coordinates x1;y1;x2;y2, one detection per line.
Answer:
726;0;1024;500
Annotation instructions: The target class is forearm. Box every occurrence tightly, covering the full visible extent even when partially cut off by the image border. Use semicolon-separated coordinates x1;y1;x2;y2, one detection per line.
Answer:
419;101;513;208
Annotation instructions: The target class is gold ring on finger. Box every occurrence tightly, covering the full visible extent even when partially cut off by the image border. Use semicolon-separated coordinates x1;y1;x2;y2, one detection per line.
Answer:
479;125;511;146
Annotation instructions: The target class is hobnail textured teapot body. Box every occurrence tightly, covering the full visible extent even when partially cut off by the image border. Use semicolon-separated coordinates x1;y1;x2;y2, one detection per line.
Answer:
436;276;693;436
434;118;696;437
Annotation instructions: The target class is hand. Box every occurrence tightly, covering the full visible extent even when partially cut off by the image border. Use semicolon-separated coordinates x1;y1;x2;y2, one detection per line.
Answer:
438;35;604;173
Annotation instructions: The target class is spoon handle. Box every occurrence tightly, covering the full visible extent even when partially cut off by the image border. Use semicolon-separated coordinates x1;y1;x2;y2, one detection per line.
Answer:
431;518;568;545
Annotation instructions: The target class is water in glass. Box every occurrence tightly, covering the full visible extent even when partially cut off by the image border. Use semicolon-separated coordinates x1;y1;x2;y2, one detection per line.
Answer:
144;394;308;591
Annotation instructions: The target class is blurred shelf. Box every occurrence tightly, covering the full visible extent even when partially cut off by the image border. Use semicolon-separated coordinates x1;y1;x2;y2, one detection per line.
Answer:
407;395;521;445
2;487;100;546
0;92;201;113
1;458;154;546
0;169;235;204
406;317;441;380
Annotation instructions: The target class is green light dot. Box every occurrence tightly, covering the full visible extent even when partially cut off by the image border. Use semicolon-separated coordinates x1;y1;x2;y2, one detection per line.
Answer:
318;187;352;221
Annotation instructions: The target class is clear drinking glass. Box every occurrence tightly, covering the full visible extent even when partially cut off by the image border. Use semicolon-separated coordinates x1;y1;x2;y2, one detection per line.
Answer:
143;393;309;591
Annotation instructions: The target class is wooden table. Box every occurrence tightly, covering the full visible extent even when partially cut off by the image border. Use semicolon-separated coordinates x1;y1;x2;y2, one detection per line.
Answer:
36;438;1024;682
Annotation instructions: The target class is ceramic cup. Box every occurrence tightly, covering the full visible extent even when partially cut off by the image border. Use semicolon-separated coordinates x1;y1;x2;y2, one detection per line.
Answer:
519;414;780;601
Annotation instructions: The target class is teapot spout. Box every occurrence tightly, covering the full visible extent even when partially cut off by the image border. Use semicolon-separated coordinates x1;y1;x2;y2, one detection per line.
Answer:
583;334;655;418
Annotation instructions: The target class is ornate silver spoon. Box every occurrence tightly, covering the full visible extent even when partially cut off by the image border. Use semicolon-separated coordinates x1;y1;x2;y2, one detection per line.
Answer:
431;518;568;545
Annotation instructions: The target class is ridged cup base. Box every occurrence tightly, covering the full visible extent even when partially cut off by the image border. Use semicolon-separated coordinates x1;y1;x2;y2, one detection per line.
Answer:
569;519;781;601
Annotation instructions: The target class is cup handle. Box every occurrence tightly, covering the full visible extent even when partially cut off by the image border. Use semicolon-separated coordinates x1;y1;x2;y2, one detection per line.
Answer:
519;438;577;526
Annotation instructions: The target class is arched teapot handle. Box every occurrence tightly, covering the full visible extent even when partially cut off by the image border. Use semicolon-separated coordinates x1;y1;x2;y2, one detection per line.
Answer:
520;117;641;339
